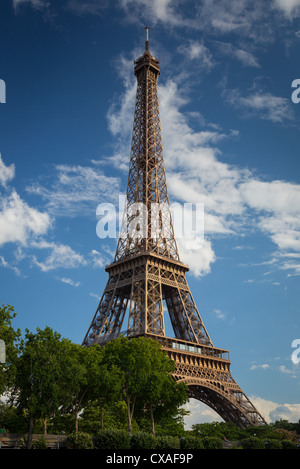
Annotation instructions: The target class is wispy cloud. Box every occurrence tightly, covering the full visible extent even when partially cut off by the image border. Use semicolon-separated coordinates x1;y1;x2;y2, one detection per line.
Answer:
273;0;300;17
58;276;81;287
12;0;50;14
184;394;300;426
104;48;300;279
177;40;215;71
118;0;274;44
0;155;15;188
0;255;20;276
213;308;226;320
250;396;300;424
30;240;87;272
6;4;300;281
216;42;260;68
89;249;106;269
224;89;295;124
0;190;51;247
250;363;270;370
26;164;121;217
234;49;260;68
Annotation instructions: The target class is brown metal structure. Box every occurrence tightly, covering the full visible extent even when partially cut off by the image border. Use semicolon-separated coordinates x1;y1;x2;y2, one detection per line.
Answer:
83;29;266;428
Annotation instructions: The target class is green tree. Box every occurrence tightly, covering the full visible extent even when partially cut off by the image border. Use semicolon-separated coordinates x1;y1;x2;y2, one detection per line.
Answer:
155;407;189;437
11;326;72;448
79;400;135;434
90;358;122;431
0;403;28;433
104;336;149;433
60;343;122;433
192;421;247;441
144;375;188;436
104;336;188;434
0;304;21;396
60;342;99;433
192;421;224;438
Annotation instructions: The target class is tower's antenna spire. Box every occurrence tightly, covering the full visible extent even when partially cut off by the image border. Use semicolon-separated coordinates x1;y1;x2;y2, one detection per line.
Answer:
145;25;149;51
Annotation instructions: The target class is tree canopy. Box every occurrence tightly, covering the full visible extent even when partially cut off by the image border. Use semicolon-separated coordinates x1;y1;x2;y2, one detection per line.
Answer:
0;305;189;445
0;304;21;395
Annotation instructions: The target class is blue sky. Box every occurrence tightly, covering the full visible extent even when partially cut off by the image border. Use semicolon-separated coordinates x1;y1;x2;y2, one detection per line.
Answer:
0;0;300;427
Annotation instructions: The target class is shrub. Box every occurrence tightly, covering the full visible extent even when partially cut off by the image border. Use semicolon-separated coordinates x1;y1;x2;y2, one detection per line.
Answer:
93;429;130;449
66;432;93;449
180;436;204;449
264;439;282;449
281;439;298;449
155;435;180;449
202;436;223;449
241;437;265;450
130;432;157;449
32;436;48;449
274;428;298;442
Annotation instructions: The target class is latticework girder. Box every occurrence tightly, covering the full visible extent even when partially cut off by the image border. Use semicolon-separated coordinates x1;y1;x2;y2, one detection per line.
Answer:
82;32;266;428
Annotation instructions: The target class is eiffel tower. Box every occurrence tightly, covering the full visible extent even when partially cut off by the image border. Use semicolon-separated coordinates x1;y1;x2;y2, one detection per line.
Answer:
83;28;266;428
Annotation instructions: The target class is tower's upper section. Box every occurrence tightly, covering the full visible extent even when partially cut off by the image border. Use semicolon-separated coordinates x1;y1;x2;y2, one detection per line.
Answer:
113;28;181;264
134;27;160;78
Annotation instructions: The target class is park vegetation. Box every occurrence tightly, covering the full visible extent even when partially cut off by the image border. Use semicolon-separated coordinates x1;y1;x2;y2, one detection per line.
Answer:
0;303;299;450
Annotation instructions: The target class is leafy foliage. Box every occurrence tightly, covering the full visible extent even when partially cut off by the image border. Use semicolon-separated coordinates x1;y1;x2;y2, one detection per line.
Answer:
155;435;180;449
66;432;93;449
2;304;300;451
93;429;131;449
103;336;188;434
130;431;157;449
241;436;265;449
32;436;48;449
202;436;223;449
281;439;298;449
0;304;21;395
264;438;282;449
180;435;204;449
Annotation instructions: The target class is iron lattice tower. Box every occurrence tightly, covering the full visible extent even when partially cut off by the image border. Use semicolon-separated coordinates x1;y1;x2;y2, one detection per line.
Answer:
83;29;266;428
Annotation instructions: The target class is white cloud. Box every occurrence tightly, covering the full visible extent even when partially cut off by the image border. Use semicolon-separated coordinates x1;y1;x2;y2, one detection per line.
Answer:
119;0;189;28
213;309;226;320
225;89;295;123
0;191;51;247
216;42;260;68
26;164;121;217
251;396;300;423
240;180;300;258
273;0;300;17
89;249;106;269
58;277;81;287
30;240;87;272
177;238;216;277
0;156;15;188
0;255;20;276
184;399;222;428
250;363;270;370
118;0;273;44
13;0;49;11
240;180;300;214
279;365;295;374
184;395;300;427
158;80;246;227
103;47;300;278
234;49;260;68
106;53;137;138
178;41;215;71
90;292;101;300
